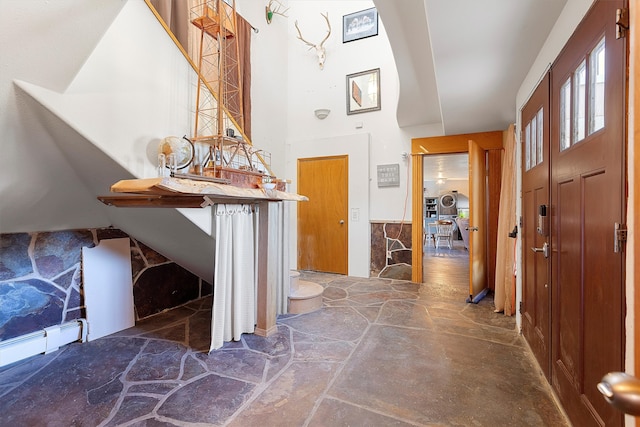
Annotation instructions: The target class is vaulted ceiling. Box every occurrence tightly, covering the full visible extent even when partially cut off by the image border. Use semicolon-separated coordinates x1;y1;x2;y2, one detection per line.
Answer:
374;0;567;135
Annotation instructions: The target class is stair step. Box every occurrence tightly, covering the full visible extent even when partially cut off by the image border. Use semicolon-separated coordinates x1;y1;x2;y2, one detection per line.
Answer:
290;270;301;291
289;280;323;299
290;270;301;278
288;280;324;315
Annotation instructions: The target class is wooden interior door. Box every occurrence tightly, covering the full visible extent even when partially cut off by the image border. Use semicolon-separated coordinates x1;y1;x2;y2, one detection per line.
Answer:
468;140;486;300
297;156;348;274
550;1;625;425
521;73;551;379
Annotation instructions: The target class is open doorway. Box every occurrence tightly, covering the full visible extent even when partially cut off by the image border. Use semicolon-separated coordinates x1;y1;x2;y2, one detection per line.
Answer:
422;153;470;284
410;131;503;302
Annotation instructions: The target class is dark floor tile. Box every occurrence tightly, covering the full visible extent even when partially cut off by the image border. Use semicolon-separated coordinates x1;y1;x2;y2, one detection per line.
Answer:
280;306;369;342
328;324;568;426
156;373;254;424
376;300;435;330
115;306;196;337
196;349;268;383
309;397;420;427
322;286;348;300
126;340;186;381
0;337;146;426
181;354;208;380
105;395;159;427
228;361;339;427
0;266;569;427
293;340;354;362
243;324;291;357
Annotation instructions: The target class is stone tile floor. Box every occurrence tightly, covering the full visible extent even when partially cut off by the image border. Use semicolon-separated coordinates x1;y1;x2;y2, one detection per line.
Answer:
0;271;570;426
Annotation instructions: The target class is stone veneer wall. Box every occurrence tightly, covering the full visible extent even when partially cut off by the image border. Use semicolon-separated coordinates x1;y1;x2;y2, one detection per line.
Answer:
370;222;412;280
0;228;212;341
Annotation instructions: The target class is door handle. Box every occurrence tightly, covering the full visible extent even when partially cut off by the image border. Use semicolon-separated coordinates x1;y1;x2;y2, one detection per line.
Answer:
531;242;549;258
339;220;345;224
598;372;640;416
466;226;479;232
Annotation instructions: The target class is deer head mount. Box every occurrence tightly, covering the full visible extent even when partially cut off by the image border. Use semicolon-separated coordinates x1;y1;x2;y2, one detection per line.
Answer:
294;13;331;70
265;0;289;24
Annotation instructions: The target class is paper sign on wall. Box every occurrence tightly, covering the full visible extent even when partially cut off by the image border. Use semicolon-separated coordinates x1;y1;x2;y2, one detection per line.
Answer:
377;164;400;187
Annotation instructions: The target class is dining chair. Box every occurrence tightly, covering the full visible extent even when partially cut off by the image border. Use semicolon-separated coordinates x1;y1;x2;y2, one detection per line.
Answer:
433;220;455;249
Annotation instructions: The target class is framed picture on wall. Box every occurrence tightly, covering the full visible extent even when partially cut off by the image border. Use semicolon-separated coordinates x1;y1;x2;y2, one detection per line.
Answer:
346;68;381;115
343;8;378;43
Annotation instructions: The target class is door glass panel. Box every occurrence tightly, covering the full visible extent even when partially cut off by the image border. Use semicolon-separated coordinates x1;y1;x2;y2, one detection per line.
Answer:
560;79;571;151
536;108;544;164
573;60;586;144
525;122;531;170
589;37;605;134
524;107;544;169
530;114;537;167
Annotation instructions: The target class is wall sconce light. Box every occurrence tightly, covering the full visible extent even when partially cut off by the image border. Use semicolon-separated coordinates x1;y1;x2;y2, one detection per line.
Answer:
314;109;330;120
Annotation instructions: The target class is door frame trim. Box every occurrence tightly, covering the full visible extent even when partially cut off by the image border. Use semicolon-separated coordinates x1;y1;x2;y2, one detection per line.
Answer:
631;4;640;413
411;131;503;283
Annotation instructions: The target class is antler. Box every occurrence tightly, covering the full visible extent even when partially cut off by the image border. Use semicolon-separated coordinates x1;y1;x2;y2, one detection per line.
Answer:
266;0;289;24
318;12;331;48
294;20;316;49
294;13;332;69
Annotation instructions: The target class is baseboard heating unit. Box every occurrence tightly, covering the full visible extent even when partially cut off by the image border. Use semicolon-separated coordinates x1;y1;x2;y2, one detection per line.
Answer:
0;319;87;368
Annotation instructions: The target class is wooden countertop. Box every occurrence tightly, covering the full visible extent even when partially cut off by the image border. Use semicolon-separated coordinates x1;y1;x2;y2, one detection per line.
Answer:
98;177;308;208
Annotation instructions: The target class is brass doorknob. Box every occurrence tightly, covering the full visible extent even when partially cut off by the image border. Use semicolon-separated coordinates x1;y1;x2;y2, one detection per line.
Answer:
598;372;640;416
339;220;345;224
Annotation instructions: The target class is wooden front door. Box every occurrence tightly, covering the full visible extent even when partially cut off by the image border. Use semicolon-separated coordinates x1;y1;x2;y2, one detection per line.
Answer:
521;73;551;379
297;156;348;274
550;1;626;425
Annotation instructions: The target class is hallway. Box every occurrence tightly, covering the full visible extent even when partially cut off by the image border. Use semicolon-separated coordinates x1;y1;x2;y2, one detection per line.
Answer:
0;268;568;426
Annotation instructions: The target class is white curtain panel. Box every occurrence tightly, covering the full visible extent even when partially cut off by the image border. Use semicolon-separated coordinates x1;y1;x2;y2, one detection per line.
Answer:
210;204;257;351
267;202;290;315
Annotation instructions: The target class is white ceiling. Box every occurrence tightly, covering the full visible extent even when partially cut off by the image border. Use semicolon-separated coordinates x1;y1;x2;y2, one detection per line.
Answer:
375;0;567;183
375;0;567;135
423;153;469;181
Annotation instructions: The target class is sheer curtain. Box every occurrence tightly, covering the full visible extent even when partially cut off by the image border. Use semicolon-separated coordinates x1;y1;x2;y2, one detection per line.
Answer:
209;202;289;351
210;204;256;351
265;202;290;315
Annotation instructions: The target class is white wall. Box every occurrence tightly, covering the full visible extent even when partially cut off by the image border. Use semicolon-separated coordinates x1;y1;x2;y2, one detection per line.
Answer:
282;1;444;275
0;0;126;232
285;1;434;220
